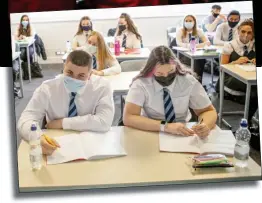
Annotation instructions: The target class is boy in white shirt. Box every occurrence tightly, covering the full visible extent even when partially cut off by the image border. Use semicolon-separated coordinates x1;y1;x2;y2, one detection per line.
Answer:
18;50;115;155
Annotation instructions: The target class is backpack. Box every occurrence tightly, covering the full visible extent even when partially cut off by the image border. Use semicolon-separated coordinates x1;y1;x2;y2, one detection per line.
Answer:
204;60;219;76
21;61;43;80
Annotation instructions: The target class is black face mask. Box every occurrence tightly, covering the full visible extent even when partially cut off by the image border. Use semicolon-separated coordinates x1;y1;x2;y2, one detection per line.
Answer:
212;12;219;18
228;21;239;28
119;24;126;32
154;72;176;87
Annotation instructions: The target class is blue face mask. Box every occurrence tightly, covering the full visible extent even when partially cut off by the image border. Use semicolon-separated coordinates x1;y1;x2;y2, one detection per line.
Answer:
63;75;86;93
184;22;194;30
22;21;29;28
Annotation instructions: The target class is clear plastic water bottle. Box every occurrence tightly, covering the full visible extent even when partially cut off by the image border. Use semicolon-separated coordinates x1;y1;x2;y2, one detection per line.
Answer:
114;37;120;56
233;118;251;168
66;41;71;53
29;123;43;171
190;36;196;53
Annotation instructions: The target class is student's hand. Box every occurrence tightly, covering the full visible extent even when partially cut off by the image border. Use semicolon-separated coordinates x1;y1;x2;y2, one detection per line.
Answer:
191;123;210;138
18;35;24;40
250;58;256;65
46;119;63;129
218;14;227;21
92;70;104;76
234;57;249;64
165;123;195;136
40;136;60;155
204;41;211;46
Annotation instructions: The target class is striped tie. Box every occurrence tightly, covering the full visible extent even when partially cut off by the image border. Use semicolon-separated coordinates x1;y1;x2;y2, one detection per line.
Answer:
122;34;127;48
163;88;176;123
228;29;233;41
189;33;192;42
92;55;97;70
243;45;249;56
68;92;78;117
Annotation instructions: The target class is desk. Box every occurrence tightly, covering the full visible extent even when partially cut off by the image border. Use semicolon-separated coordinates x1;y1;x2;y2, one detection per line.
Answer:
219;64;257;126
18;126;261;192
62;48;151;63
16;37;36;82
12;51;23;98
105;71;139;116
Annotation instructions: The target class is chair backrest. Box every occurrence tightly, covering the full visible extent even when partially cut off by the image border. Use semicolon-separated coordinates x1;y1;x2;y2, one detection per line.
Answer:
107;28;117;37
120;59;147;72
166;27;177;46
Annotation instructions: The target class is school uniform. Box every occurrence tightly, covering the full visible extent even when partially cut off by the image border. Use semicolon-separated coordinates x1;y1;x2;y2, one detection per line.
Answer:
116;30;141;49
201;14;224;33
213;22;239;46
72;32;92;49
176;27;208;84
97;57;122;76
18;74;115;141
126;74;211;122
216;38;257;123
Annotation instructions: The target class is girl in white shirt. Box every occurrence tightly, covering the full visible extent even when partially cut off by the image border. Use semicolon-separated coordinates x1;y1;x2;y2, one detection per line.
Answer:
124;45;217;137
14;14;36;63
176;15;211;84
87;31;121;76
115;13;142;49
72;16;93;51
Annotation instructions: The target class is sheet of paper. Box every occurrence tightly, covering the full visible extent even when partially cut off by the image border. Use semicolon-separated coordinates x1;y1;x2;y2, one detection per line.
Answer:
236;64;256;72
47;134;86;165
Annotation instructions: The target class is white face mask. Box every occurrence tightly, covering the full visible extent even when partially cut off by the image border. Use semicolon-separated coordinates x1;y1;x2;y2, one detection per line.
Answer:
184;22;194;30
89;45;97;55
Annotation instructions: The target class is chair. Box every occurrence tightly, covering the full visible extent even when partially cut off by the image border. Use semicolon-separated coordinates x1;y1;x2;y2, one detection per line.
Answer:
166;26;176;47
120;59;147;72
107;28;117;37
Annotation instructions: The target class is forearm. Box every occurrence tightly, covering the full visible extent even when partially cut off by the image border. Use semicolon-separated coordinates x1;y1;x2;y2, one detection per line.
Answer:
205;19;220;32
124;114;161;132
198;109;217;130
102;63;121;76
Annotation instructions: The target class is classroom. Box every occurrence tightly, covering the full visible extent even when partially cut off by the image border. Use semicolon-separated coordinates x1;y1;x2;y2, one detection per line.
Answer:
10;1;261;192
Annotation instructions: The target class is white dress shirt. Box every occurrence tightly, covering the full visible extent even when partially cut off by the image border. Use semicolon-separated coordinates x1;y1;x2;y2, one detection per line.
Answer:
72;32;91;48
116;30;141;49
125;74;211;122
213;22;239;46
201;15;224;32
100;56;122;76
176;27;207;48
18;75;115;141
222;38;256;56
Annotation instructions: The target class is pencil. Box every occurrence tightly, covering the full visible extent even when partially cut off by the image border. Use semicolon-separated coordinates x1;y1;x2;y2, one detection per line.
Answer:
43;134;59;148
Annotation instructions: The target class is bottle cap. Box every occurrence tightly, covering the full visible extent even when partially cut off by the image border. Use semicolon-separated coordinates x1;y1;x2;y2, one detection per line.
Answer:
240;118;248;127
31;123;37;131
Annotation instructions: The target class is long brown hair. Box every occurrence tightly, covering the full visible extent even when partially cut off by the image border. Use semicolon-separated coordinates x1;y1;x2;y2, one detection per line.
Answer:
131;46;195;85
116;13;142;40
75;16;93;36
88;31;114;71
182;15;198;38
18;15;31;37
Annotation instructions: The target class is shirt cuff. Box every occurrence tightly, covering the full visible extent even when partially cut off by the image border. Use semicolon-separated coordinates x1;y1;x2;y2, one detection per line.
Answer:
62;118;71;130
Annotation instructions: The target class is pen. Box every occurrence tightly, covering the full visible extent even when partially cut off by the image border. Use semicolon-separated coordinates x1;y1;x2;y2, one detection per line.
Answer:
43;134;60;148
198;118;203;125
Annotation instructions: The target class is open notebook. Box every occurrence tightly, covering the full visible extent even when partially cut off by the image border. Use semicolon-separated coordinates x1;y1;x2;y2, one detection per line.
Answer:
236;64;256;72
47;130;127;165
159;123;236;156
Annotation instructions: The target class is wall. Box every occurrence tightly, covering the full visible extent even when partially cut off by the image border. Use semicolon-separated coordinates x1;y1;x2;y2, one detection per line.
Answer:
10;1;253;64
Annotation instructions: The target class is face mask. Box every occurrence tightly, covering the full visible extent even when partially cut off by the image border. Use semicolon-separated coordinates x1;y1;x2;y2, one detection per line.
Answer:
89;45;97;55
82;25;92;32
119;24;126;32
154;72;176;87
228;21;239;28
64;75;86;93
212;12;219;18
21;21;28;28
184;22;194;30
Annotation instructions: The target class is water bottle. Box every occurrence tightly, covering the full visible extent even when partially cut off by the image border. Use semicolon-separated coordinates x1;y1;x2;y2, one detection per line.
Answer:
190;36;196;53
29;123;43;171
233;118;251;168
114;37;120;56
66;41;71;53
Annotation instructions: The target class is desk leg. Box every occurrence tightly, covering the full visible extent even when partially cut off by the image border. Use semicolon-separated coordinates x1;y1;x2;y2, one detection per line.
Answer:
120;95;124;117
27;47;32;82
244;83;251;120
177;51;180;59
211;58;214;87
18;57;24;98
219;68;225;127
191;58;194;70
33;42;37;62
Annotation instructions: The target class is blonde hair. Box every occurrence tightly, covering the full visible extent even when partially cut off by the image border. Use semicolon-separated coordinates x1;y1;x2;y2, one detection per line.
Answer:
88;31;114;71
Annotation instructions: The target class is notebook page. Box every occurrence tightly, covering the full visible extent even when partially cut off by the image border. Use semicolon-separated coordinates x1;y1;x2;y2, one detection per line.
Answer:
236;64;256;72
47;134;86;165
199;130;236;155
79;129;127;160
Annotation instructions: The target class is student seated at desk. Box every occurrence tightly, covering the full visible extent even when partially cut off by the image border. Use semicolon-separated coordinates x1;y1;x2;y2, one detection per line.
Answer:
18;50;115;155
14;14;36;63
213;10;240;46
176;15;211;84
115;13;142;49
87;31;121;76
72;16;93;51
123;45;217;137
216;19;257;126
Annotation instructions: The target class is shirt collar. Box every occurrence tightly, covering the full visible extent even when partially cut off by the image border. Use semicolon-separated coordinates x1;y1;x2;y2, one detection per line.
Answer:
236;37;251;48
